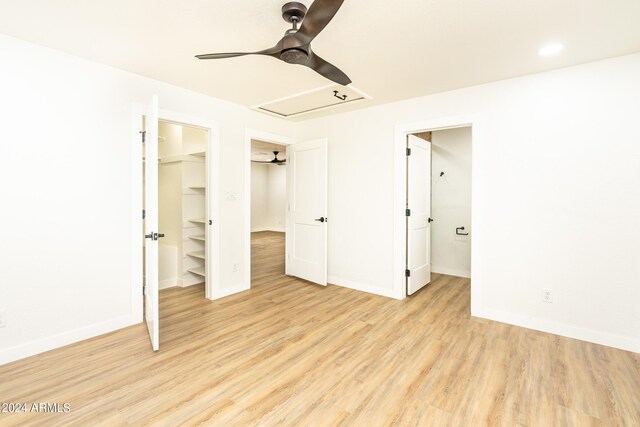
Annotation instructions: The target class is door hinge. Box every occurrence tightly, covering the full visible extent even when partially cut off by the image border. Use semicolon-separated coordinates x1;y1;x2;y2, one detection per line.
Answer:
406;147;411;156
405;269;411;277
140;130;146;143
405;208;411;217
142;209;146;219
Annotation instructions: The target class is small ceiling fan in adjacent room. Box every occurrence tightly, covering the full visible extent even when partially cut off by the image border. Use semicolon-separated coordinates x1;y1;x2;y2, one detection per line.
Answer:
252;151;287;166
196;0;352;86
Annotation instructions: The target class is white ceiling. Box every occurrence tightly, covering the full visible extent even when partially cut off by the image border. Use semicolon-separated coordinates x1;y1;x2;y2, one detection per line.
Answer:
1;0;639;120
252;139;287;162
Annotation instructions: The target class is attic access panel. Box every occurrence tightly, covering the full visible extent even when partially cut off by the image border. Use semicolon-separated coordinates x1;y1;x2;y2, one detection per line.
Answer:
253;84;370;118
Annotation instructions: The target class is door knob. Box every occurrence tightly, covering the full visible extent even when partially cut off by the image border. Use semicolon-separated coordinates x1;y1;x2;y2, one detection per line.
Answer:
144;232;165;241
428;218;434;223
314;217;326;223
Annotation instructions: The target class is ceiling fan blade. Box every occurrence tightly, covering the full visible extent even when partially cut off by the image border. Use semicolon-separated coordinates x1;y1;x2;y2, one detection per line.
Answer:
196;42;283;60
296;0;345;45
307;51;351;86
196;52;253;60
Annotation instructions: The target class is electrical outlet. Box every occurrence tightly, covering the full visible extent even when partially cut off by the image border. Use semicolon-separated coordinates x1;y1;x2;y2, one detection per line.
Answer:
542;288;553;303
0;309;6;328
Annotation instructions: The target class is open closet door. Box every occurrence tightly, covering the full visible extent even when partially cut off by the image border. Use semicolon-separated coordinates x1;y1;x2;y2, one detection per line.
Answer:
287;139;328;285
407;134;432;295
144;95;160;351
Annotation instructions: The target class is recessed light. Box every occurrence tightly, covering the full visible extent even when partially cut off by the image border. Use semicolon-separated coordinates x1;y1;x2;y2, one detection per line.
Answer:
539;44;564;56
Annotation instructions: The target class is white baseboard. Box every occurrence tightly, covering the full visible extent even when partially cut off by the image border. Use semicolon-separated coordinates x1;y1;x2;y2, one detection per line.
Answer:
181;280;204;288
431;266;471;278
476;307;640;353
181;274;202;287
159;278;178;289
328;275;397;299
211;284;250;300
0;314;139;366
251;227;285;233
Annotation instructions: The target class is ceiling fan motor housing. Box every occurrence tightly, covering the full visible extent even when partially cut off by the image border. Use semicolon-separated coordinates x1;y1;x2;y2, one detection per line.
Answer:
281;2;307;23
280;32;309;64
281;48;309;64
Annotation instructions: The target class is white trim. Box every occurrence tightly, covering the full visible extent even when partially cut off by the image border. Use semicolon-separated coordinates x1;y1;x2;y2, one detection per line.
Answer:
431;267;471;279
244;129;294;291
393;115;484;316
0;314;138;366
131;103;145;323
477;307;640;353
159;279;178;290
211;285;250;300
328;276;397;299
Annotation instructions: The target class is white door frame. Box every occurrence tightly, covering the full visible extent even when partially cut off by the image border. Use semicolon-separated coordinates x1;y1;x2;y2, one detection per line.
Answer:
393;115;484;315
131;105;221;312
243;129;294;290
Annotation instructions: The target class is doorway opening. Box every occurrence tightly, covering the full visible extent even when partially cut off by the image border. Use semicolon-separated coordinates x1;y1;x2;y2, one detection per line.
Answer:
154;121;209;293
402;124;473;297
250;139;288;287
135;99;220;352
243;129;329;291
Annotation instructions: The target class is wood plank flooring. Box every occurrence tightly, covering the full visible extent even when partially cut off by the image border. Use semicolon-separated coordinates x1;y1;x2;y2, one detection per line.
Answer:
0;231;638;426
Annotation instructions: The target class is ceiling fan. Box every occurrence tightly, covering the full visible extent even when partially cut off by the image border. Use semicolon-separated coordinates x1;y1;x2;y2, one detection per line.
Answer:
196;0;351;86
252;151;287;166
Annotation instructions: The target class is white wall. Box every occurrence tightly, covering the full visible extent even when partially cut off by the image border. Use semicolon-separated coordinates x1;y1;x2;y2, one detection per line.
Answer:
294;53;640;352
0;34;293;365
430;127;472;278
251;163;286;232
267;165;286;231
251;163;270;231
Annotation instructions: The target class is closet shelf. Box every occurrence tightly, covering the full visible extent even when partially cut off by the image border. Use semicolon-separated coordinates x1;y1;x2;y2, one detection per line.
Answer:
187;251;205;260
188;186;206;190
190;151;206;157
188;266;206;277
189;218;206;224
189;234;206;242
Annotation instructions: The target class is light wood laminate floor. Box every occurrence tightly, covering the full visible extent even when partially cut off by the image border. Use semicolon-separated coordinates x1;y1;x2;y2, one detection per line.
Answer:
0;231;638;426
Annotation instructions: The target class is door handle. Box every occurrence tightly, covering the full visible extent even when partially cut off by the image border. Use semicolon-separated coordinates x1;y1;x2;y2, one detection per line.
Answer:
456;227;469;236
428;218;434;223
144;232;165;241
314;217;326;223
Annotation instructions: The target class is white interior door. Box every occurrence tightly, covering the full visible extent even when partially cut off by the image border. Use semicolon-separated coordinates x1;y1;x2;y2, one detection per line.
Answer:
407;134;432;295
144;95;159;351
287;139;328;285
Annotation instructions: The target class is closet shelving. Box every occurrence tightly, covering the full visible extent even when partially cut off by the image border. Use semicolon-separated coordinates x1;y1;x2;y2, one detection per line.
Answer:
187;266;206;277
158;121;208;288
187;250;205;260
182;148;207;285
